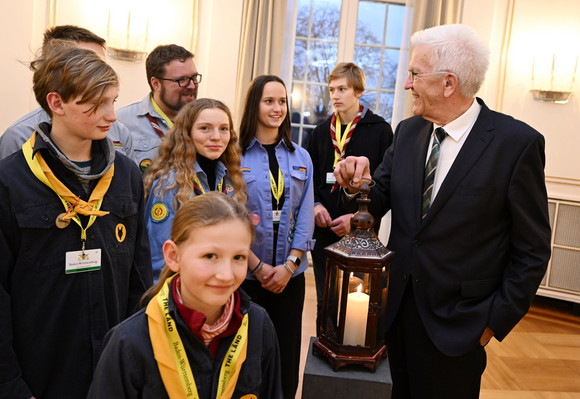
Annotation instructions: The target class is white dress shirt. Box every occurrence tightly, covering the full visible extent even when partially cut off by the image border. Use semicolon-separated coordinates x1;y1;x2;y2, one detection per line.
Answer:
427;98;482;201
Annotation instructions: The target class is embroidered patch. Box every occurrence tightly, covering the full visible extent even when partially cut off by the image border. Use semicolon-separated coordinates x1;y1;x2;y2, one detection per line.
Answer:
139;159;152;173
241;167;251;173
115;223;127;243
293;166;307;172
249;212;260;226
150;202;170;223
112;140;122;147
225;183;234;193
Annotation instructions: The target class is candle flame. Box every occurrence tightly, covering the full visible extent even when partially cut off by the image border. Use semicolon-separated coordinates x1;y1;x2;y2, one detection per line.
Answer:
350;272;353;278
357;284;362;294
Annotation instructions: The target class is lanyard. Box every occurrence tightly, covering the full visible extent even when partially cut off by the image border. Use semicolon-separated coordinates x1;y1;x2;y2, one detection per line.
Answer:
146;275;249;399
146;114;166;138
151;97;174;129
334;115;354;166
193;175;224;195
22;133;113;244
330;104;363;167
269;168;284;209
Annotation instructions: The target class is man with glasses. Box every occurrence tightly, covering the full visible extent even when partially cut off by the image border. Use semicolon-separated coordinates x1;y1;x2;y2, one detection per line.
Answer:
334;24;551;398
116;44;201;172
0;25;134;161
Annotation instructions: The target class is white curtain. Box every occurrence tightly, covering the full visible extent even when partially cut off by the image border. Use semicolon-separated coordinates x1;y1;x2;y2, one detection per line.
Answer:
233;0;290;128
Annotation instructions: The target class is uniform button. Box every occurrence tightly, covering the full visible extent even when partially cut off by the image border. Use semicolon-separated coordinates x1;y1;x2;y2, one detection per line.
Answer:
413;240;421;247
42;215;49;221
402;274;407;280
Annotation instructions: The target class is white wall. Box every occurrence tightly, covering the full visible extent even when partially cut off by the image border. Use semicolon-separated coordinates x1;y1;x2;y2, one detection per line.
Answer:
0;0;243;133
463;0;580;201
1;0;579;203
0;0;40;127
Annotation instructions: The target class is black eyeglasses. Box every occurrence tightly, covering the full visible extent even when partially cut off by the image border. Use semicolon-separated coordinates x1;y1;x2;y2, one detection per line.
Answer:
157;74;203;87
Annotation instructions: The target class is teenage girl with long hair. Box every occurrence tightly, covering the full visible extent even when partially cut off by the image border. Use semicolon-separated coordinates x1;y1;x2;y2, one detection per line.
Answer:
144;98;246;279
239;75;315;398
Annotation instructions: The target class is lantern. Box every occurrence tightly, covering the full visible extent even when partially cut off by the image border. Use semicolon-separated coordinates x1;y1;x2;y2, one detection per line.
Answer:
313;180;393;372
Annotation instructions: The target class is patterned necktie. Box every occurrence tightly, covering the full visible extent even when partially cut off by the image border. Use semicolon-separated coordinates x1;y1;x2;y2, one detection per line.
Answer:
422;127;447;219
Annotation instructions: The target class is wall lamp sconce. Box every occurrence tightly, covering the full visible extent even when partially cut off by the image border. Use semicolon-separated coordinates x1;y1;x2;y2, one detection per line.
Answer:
106;9;149;62
531;54;577;104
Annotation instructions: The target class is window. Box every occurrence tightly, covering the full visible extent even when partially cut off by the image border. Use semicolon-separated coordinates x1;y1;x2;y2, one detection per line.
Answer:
290;0;405;147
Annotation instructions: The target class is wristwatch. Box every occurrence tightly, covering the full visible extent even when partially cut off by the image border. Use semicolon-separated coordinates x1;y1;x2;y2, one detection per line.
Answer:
286;255;301;267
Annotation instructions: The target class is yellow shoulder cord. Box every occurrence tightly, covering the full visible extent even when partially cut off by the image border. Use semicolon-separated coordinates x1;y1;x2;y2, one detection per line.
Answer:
269;168;284;209
333;114;354;167
151;96;174;129
22;133;113;243
146;275;249;399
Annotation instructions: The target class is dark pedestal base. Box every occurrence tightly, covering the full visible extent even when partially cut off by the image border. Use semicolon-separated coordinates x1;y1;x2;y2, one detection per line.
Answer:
302;337;392;399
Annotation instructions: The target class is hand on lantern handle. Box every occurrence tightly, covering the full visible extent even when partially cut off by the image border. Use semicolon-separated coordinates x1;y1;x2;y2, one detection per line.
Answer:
334;156;372;194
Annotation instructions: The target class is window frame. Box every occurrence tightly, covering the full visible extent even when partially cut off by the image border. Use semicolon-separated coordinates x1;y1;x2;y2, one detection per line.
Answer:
290;0;406;147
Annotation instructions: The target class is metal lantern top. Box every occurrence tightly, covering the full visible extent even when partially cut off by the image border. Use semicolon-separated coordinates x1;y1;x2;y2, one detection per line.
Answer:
325;179;390;262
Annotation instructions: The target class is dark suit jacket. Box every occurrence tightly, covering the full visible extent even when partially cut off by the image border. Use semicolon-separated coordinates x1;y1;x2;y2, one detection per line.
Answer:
368;98;551;356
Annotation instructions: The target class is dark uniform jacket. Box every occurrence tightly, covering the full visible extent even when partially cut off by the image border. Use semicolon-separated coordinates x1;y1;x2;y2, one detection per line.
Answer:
0;123;153;399
363;98;551;356
87;286;283;399
307;107;393;246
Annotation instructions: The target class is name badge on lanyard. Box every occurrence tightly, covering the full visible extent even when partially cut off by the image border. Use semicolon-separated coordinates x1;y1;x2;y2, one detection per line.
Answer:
65;248;102;274
272;209;282;223
326;172;337;184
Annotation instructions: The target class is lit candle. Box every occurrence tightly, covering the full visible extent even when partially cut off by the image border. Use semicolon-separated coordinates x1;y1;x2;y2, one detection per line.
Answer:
343;284;369;346
338;272;362;318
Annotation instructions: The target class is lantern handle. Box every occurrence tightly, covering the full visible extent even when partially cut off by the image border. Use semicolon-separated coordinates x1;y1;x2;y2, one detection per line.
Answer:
348;178;375;196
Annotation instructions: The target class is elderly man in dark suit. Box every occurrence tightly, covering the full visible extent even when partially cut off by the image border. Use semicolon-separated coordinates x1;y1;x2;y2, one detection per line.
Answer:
334;24;551;399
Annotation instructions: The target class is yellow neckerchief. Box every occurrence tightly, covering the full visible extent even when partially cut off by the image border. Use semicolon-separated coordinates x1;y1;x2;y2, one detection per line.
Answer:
269;168;284;209
193;175;224;194
23;132;112;241
146;275;249;399
333;113;355;167
151;96;174;129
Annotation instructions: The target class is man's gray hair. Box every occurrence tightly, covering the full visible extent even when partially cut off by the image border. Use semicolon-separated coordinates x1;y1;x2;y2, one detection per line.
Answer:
411;24;490;98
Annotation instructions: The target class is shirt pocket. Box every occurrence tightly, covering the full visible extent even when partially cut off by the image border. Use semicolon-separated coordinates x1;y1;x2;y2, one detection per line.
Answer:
133;138;161;154
242;172;256;184
233;357;262;395
14;200;62;230
289;166;308;206
14;201;71;273
101;196;139;256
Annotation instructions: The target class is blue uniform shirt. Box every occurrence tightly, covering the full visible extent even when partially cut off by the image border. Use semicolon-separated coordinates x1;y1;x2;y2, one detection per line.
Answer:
145;161;235;278
116;94;169;172
242;138;315;277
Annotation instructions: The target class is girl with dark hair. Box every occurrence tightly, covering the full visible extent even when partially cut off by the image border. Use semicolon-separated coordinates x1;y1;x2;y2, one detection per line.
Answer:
239;75;315;398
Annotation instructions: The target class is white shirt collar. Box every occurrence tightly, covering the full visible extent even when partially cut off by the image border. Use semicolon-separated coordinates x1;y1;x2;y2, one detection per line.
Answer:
434;98;482;142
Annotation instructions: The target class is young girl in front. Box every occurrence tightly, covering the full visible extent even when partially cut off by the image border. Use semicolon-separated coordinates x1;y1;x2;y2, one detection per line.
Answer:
88;192;282;398
144;99;245;279
239;75;315;398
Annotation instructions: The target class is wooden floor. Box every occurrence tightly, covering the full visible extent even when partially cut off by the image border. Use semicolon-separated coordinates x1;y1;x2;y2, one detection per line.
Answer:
298;269;580;398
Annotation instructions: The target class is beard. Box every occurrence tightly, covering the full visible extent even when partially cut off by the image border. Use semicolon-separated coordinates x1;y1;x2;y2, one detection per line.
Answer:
159;85;197;113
